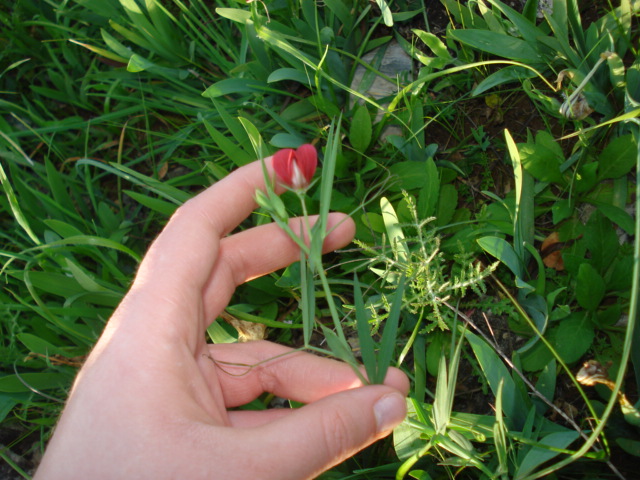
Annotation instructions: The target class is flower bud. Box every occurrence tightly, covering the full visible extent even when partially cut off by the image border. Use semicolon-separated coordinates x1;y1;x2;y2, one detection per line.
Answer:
273;144;318;190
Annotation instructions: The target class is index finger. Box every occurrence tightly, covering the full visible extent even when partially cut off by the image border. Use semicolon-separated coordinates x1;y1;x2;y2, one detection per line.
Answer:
133;158;278;294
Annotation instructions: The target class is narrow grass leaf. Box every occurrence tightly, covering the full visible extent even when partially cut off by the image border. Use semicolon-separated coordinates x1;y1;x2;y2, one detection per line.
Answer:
354;274;377;384
465;330;529;429
375;276;405;384
124;190;177;216
300;253;315;346
316;115;341;240
320;325;358;368
514;431;580;480
0;372;70;393
0;162;40;245
493;380;509;479
505;129;535;262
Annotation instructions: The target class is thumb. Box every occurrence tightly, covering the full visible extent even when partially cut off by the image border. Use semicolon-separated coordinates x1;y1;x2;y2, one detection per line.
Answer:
253;385;407;480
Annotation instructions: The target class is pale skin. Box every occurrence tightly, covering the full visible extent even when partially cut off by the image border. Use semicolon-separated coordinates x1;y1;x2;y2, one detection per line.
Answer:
34;157;409;480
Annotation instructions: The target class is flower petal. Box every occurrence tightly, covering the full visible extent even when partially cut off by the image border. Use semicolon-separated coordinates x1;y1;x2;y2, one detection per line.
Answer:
273;148;295;186
294;144;318;183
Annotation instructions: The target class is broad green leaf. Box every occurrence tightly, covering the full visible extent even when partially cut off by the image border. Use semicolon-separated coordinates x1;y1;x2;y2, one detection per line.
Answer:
435;184;458;226
535;359;557;412
576;263;605;311
267;68;311;85
393;400;424;461
519;133;565;184
551;198;573;224
413;30;452;60
597;134;637;179
349;104;372;153
375;0;394;26
553;313;595;363
477;236;523;278
582;211;619;274
388;161;429;191
361;212;385;233
595;203;635;235
417;158;439;218
381;197;408;263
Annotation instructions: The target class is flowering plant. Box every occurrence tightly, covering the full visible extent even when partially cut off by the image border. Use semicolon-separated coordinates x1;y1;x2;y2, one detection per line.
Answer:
254;118;404;385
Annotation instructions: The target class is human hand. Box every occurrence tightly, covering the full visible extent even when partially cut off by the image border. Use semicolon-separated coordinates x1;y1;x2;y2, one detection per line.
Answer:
34;157;409;480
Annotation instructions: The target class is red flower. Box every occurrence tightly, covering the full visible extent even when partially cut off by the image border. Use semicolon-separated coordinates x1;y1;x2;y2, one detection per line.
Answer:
272;144;317;190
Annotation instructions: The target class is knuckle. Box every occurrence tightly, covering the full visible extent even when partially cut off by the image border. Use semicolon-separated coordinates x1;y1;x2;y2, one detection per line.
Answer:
320;408;355;458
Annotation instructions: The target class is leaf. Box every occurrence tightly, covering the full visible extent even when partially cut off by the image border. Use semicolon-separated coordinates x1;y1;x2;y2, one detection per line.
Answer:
375;276;405;384
412;30;452;60
388;161;430;191
597;134;637;180
505;129;535;261
519;134;565;184
354;275;377;384
0;373;70;393
215;8;251;24
595;203;635;235
448;29;541;63
321;325;358;367
514;431;580;479
417;158;439;218
374;0;394;26
582;211;619;274
349;104;372;153
473;65;536;95
124;190;176;216
465;330;530;429
381;197;408;263
553;313;595;363
267;68;311;85
17;333;67;357
576;263;605;311
435;184;458;226
202;78;269;98
477;236;523;278
0;162;40;245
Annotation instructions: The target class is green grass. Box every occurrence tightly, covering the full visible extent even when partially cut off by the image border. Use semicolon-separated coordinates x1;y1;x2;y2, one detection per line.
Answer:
2;0;640;478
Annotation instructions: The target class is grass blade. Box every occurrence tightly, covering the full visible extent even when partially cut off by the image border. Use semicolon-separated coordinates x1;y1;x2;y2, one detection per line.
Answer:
375;275;405;384
354;274;377;384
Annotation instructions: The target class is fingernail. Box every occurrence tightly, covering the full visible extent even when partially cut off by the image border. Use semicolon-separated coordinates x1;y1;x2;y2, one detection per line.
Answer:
374;393;406;434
